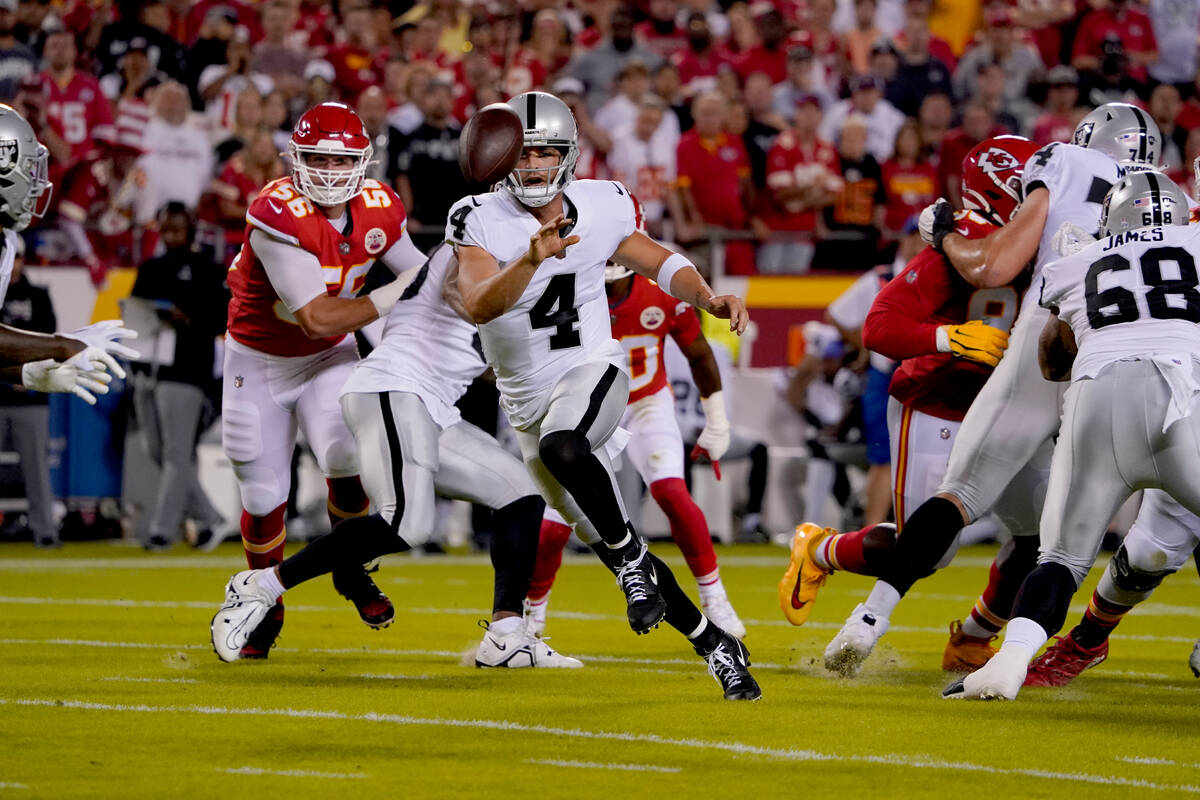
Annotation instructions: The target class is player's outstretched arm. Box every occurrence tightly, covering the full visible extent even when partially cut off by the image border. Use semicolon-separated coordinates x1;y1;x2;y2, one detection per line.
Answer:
1038;308;1076;381
456;214;580;324
0;324;84;367
925;188;1049;289
613;232;749;334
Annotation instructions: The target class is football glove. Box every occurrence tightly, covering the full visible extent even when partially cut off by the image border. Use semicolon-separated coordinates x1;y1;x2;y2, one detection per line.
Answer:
691;390;730;479
21;355;113;405
919;198;957;253
65;320;140;380
937;320;1009;368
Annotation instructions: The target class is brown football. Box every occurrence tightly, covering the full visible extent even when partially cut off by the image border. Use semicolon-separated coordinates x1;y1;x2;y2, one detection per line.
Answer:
458;103;525;186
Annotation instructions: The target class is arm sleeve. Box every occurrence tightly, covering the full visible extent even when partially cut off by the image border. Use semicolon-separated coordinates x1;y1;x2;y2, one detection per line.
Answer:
249;228;328;312
862;252;955;359
378;227;427;275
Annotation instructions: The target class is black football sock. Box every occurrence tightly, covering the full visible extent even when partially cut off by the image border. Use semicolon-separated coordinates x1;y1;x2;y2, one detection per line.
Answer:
488;495;544;616
538;429;630;547
1010;561;1079;637
878;496;967;596
746;443;768;514
277;513;409;589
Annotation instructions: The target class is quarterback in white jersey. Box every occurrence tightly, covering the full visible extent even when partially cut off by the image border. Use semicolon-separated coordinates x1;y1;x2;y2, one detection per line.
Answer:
948;171;1200;700
449;91;759;701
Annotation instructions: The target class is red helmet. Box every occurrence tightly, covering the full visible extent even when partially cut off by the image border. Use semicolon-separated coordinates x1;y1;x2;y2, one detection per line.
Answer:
288;102;373;206
960;135;1040;224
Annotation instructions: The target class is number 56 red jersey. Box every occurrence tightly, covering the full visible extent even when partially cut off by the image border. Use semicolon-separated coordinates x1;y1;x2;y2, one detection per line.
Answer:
609;274;702;403
227;177;407;357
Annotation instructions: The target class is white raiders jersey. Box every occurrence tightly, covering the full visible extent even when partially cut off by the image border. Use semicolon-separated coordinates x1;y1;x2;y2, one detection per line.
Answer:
1041;222;1200;383
0;229;18;305
445;179;633;428
340;244;487;429
1021;142;1124;315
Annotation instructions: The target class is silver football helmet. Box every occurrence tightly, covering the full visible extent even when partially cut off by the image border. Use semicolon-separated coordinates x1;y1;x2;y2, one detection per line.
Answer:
1099;170;1189;238
1073;102;1161;170
502;91;579;208
0;105;50;231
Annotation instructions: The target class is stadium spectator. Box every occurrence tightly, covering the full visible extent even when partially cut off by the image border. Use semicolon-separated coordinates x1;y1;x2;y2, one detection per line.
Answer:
555;77;613;180
13;0;57;51
212;84;264;164
568;5;661;112
596;59;653;137
674;91;756;274
937;100;1001;206
183;0;261;46
1149;82;1185;174
818;74;905;161
211;127;284;265
773;46;834;120
843;0;882;76
892;0;956;71
635;0;686;60
136;81;214;224
0;239;59;548
37;27;114;172
652;62;693;133
607;93;680;237
198;29;272;137
760;93;839;274
816;114;885;271
93;0;186;87
880;120;936;241
1079;35;1142;107
0;0;36;102
185;5;240;100
1031;65;1081;145
99;36;165;107
326;2;382;101
387;60;430;135
916;90;952;153
672;11;731;99
792;0;842;93
1176;128;1200;197
262;88;292;152
742;71;788;192
1072;0;1158;87
506;8;571;96
251;0;306;99
1147;0;1200;89
952;8;1042;108
392;77;470;251
734;8;789;84
129;202;226;552
356;86;391;183
300;58;336;112
974;60;1021;133
889;5;954;116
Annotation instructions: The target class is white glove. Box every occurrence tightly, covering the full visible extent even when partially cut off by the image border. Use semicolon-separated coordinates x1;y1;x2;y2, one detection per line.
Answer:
918;198;955;249
65;320;140;380
1052;221;1096;257
21;356;113;405
693;390;731;467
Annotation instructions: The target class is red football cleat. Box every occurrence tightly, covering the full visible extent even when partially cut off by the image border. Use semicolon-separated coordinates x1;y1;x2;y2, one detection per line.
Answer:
1024;634;1108;687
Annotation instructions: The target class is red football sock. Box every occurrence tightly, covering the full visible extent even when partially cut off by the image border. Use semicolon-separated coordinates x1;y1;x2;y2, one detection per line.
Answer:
527;517;571;602
964;536;1040;637
241;504;287;570
650;478;717;578
326;476;369;529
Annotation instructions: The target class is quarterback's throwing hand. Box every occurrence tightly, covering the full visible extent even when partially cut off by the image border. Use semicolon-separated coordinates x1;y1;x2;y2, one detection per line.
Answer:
528;214;580;266
704;294;750;334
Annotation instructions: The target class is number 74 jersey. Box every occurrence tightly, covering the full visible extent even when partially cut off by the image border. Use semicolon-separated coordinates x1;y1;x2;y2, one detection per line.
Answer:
446;180;639;428
1040;222;1200;383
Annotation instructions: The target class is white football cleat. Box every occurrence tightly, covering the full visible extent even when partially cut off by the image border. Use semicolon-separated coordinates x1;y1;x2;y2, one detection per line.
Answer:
943;647;1029;700
1190;639;1199;678
475;620;582;669
524;594;548;639
211;569;278;663
824;603;889;677
701;590;747;640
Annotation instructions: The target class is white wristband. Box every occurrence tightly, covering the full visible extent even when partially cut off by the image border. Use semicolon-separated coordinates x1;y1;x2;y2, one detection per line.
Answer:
699;390;729;429
935;326;951;354
367;264;423;318
656;252;698;300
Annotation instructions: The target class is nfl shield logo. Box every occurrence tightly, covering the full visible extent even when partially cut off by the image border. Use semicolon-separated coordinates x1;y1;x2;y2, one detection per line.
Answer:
234;375;244;388
0;138;18;174
338;242;351;255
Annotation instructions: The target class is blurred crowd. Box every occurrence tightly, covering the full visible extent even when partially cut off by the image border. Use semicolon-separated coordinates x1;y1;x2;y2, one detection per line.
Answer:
0;0;1195;278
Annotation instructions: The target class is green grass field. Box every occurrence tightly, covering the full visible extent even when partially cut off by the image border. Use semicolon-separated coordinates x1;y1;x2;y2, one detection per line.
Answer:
1;541;1198;798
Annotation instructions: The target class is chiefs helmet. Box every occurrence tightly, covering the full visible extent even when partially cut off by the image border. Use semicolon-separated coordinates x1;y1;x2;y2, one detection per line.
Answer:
288;102;373;206
960;135;1039;225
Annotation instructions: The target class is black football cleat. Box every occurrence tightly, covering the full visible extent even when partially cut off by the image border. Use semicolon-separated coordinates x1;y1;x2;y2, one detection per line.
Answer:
696;628;763;701
332;565;395;629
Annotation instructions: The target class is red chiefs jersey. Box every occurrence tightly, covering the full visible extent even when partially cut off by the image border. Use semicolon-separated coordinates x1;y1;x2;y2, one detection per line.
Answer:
227;177;407;357
863;211;1023;421
609;274;702;403
39;71;114;166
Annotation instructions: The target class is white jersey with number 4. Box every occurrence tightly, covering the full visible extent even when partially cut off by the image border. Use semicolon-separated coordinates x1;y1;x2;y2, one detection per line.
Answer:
445;180;634;429
1021;142;1124;315
1041;223;1200;384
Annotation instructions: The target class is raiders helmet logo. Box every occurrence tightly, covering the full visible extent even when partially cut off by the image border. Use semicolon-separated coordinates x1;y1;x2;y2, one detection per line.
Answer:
0;138;18;174
1073;122;1095;146
976;147;1018;173
364;227;387;255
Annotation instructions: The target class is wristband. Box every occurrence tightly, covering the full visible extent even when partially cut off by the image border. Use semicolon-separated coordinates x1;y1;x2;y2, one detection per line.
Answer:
657;252;698;300
699;390;729;429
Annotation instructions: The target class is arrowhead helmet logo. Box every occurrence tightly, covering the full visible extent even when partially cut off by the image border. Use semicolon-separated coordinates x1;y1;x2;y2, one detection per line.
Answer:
976;147;1018;173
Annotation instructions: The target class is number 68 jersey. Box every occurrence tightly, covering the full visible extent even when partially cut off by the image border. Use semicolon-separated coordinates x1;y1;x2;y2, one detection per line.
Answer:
446;180;638;428
1040;222;1200;383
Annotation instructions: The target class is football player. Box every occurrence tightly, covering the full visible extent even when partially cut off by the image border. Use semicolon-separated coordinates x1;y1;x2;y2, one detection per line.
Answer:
947;172;1200;700
811;104;1168;673
213;244;581;668
214;102;427;658
0;104;136;404
450;92;758;700
527;252;747;640
779;136;1047;676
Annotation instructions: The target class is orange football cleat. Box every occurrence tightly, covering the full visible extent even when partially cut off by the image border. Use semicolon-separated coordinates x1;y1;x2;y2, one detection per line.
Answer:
778;523;834;626
942;619;998;672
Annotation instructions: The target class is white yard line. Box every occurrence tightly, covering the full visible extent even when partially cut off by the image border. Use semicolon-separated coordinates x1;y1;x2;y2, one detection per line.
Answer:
100;676;200;684
1119;756;1200;769
2;696;1197;793
0;783;28;789
353;673;435;680
525;758;680;773
218;766;368;779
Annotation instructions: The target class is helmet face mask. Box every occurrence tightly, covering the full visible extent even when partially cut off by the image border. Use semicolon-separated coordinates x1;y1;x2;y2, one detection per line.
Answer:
1099;170;1189;238
288;102;373;207
502;91;579;208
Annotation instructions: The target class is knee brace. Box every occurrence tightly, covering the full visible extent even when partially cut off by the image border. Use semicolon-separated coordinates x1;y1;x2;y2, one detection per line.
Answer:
1109;545;1174;594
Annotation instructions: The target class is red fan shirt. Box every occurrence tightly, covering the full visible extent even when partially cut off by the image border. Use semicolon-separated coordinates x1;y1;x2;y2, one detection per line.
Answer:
38;70;114;166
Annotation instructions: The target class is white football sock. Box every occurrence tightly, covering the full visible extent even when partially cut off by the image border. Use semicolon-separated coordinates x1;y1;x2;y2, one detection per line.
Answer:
999;616;1048;662
489;616;523;636
258;568;285;601
862;580;901;620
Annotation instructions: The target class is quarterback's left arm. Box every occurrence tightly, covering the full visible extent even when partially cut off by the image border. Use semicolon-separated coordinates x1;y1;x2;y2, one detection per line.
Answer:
1038;308;1076;382
612;232;749;334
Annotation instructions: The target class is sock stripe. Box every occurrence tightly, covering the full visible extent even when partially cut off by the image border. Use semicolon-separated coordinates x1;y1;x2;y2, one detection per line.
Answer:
892;406;913;532
328;500;369;519
823;535;842;571
1086;597;1129;625
242;528;286;554
972;599;1007;628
